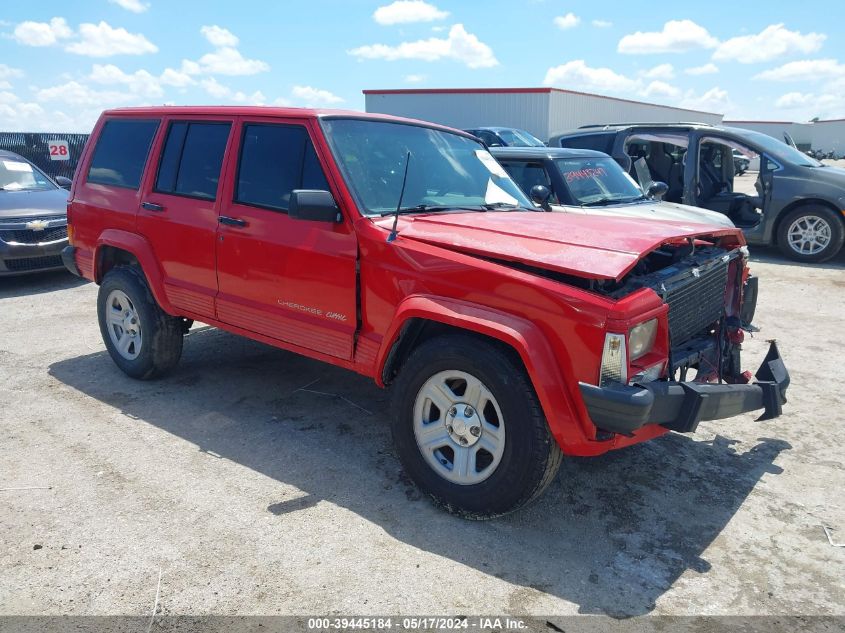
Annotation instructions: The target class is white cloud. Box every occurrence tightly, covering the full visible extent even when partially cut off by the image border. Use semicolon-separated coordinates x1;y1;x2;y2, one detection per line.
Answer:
754;58;845;82
642;81;680;99
291;85;344;106
35;80;135;107
373;1;449;25
642;63;674;80
774;91;845;119
200;77;265;104
679;86;732;114
160;66;195;88
713;24;825;64
404;73;426;83
349;23;498;68
618;20;718;54
13;17;72;47
66;21;158;56
0;81;11;91
198;46;270;75
201;25;239;48
553;13;580;30
592;19;612;28
89;63;164;98
108;0;150;13
685;63;719;75
0;64;24;80
543;60;640;93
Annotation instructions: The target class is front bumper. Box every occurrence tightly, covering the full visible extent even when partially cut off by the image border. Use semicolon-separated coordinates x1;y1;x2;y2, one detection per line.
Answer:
579;341;789;435
0;235;68;276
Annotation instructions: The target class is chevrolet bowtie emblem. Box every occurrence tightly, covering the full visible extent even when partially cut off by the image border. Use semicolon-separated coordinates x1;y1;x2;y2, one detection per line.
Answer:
25;219;49;231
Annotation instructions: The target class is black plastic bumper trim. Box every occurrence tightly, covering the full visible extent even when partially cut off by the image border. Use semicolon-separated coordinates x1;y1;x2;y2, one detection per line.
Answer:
579;341;788;436
61;245;81;277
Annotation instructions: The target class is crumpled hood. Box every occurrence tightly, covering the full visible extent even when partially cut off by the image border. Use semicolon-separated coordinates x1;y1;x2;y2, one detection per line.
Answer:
551;200;735;228
393;211;741;282
0;188;68;218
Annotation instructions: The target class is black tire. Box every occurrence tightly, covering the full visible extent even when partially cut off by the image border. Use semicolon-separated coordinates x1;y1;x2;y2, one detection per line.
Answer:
391;334;562;519
97;266;183;379
777;205;844;263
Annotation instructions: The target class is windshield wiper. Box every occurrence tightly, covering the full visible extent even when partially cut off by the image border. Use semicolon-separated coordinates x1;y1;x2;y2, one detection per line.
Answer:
380;204;493;216
581;198;623;207
481;202;526;211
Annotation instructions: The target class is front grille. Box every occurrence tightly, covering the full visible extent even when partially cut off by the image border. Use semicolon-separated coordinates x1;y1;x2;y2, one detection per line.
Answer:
3;255;64;272
0;226;68;244
0;214;65;225
661;259;729;345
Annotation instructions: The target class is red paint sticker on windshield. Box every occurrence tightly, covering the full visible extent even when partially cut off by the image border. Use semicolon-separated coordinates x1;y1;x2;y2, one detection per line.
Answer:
564;167;607;183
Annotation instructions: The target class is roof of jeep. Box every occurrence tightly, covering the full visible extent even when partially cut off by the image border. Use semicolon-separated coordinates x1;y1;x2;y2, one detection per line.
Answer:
548;122;720;142
100;106;475;138
489;147;607;160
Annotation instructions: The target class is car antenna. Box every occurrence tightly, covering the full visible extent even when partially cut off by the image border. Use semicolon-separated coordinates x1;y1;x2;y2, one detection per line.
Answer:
387;150;412;243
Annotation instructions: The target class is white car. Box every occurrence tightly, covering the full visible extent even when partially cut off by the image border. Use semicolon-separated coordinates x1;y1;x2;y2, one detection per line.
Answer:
491;147;734;228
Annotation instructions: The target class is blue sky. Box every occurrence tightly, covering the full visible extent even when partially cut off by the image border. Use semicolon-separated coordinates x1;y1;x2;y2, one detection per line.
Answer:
1;0;843;132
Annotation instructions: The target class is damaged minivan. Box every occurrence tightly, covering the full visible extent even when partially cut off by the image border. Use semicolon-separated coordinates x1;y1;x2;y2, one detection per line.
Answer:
551;123;845;262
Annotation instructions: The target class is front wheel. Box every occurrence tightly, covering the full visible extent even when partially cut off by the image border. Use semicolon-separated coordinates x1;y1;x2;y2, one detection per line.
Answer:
777;206;844;263
391;335;562;519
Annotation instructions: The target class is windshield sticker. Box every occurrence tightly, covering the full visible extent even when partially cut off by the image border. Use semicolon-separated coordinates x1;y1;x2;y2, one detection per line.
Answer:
564;166;607;183
3;161;32;172
485;179;518;206
475;150;509;178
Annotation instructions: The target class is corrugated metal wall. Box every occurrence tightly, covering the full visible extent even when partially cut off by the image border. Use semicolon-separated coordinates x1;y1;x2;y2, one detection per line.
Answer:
365;92;551;139
0;132;90;180
547;91;723;137
723;121;813;149
365;90;723;142
811;120;845;154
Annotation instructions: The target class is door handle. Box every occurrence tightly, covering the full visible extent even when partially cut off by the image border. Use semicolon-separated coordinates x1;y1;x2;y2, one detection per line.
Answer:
141;201;165;212
218;215;248;227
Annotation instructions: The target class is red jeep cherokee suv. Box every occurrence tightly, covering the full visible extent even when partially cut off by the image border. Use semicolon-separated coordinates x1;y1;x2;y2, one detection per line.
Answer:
63;107;788;517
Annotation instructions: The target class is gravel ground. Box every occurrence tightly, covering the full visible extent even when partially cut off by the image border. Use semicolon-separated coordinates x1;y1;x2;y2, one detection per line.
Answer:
0;247;843;619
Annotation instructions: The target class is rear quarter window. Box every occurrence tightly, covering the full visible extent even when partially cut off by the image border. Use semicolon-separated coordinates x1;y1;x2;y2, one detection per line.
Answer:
87;119;159;189
559;134;613;154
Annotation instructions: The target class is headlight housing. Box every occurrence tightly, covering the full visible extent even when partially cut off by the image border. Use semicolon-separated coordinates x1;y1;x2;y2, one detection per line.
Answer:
628;319;658;361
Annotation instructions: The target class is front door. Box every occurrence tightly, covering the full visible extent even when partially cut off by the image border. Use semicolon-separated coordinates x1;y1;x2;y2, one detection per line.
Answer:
137;116;234;317
214;117;358;360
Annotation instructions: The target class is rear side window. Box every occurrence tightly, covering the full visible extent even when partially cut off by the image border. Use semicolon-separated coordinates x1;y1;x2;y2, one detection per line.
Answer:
87;119;159;189
155;121;231;200
559;133;613;154
235;123;330;212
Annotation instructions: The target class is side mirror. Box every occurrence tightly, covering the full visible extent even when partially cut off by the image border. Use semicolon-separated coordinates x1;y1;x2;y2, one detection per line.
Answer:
289;189;341;223
647;181;669;200
55;176;72;190
529;184;552;211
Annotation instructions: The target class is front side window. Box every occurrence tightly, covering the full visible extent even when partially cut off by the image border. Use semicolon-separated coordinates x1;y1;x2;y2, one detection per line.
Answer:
235;124;330;212
0;157;54;191
87;119;159;189
555;156;644;206
155;121;231;200
322;119;532;216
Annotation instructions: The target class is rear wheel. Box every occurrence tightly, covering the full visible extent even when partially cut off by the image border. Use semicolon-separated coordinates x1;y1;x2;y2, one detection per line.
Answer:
391;334;562;519
777;206;844;263
97;266;183;379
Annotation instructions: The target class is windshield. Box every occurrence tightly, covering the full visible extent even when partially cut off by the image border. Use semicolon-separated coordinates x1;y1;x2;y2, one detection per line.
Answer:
0;157;55;191
555;156;644;205
496;129;545;148
322;119;532;216
728;128;822;167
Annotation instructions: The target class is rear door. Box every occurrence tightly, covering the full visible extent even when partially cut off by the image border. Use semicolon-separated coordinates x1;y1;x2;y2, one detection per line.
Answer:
214;116;358;360
137;116;234;317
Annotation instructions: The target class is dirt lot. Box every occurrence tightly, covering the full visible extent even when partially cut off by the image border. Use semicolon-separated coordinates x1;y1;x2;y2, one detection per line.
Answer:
1;248;843;619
